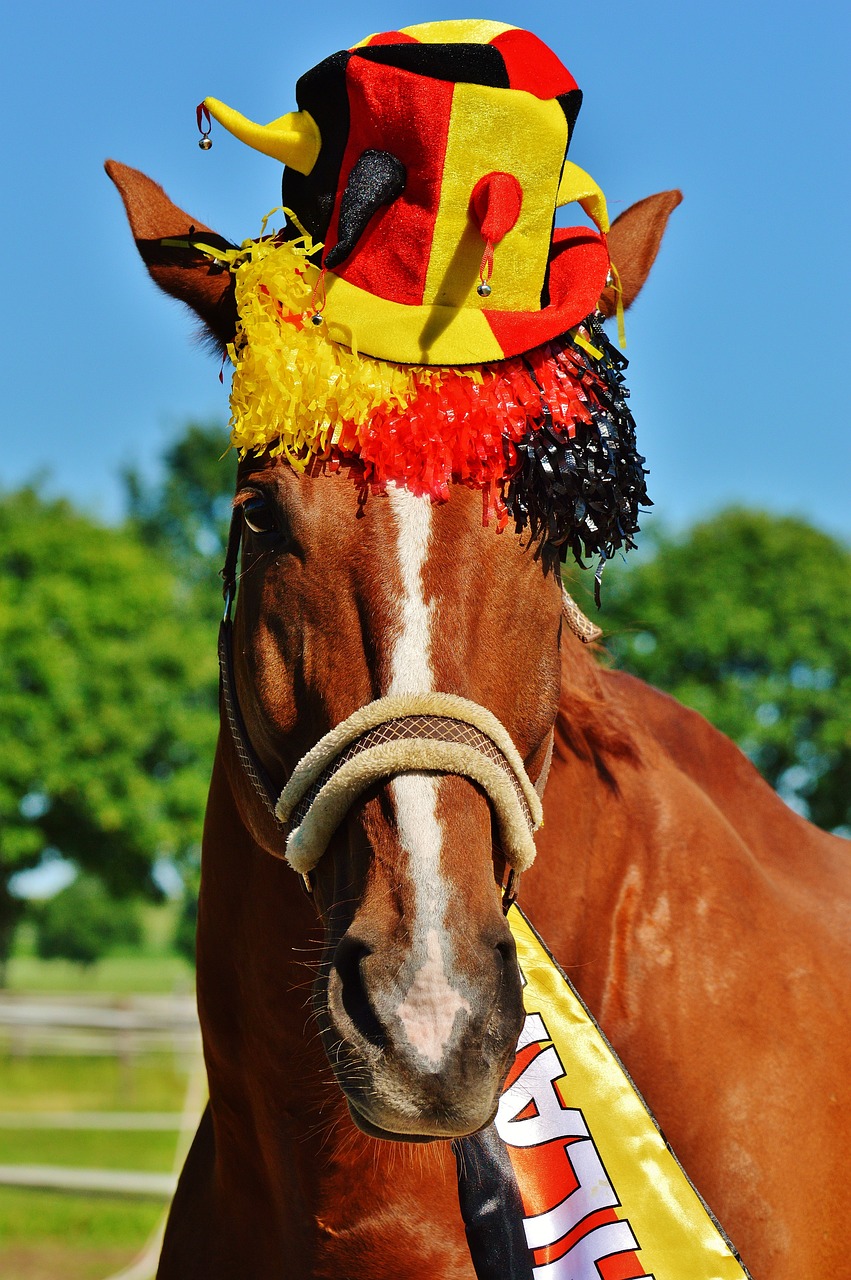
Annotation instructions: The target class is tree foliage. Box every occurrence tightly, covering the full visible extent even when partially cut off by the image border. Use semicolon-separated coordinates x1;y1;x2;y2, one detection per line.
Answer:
570;509;851;832
0;486;219;966
34;875;142;967
123;420;236;592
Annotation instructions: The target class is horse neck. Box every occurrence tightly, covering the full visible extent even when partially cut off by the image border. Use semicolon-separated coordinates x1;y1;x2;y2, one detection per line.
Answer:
196;737;469;1272
522;634;662;993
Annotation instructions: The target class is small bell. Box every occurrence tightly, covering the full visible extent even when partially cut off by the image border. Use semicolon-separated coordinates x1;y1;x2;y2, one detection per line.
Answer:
310;312;324;327
196;102;213;152
477;280;492;298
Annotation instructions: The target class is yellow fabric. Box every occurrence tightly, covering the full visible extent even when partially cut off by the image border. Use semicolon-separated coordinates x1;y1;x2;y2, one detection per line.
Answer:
203;99;321;175
502;907;751;1279
556;160;611;234
572;331;604;361
424;84;567;311
323;263;503;363
399;19;516;43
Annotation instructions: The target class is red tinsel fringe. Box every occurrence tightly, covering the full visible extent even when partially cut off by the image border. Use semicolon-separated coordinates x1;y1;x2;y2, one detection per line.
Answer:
331;339;600;527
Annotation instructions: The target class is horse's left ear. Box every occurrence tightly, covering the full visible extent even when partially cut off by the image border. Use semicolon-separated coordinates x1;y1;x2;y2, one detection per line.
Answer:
598;189;683;317
105;160;237;351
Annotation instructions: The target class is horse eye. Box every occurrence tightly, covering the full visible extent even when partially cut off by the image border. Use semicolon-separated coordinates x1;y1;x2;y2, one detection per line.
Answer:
241;494;279;537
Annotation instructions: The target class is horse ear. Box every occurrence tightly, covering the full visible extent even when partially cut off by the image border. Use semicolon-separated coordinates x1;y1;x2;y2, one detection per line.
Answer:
105;160;237;351
598;189;682;317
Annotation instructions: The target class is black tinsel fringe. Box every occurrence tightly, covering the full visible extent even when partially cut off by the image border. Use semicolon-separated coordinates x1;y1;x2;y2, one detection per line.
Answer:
504;314;651;600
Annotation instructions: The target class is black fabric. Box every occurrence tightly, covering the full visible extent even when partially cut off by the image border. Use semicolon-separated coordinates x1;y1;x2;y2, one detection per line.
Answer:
355;42;511;89
323;149;406;270
557;89;583;140
453;1126;534;1280
282;50;352;248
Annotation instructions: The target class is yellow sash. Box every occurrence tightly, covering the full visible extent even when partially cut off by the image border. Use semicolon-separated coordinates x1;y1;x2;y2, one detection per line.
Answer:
498;906;751;1278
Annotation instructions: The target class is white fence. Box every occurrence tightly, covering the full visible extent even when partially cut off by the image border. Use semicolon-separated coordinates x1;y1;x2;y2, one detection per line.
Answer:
0;992;201;1057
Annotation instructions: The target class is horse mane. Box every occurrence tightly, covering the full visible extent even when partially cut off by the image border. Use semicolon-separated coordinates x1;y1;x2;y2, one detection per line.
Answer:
554;632;641;786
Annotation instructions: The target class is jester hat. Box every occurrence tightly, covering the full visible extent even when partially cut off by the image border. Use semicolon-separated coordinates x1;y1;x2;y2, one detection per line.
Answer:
202;19;613;365
192;20;650;583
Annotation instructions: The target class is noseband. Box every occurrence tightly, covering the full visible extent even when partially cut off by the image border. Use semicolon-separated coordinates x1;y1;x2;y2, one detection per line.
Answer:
217;511;551;910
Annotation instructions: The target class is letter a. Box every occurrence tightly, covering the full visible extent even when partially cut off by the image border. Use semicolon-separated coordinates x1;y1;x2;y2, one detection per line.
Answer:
496;1045;589;1148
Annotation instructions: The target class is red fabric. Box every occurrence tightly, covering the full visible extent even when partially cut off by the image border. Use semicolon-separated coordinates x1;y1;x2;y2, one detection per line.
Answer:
600;1252;651;1280
360;30;418;46
491;28;578;99
324;58;453;306
484;228;608;357
469;172;523;245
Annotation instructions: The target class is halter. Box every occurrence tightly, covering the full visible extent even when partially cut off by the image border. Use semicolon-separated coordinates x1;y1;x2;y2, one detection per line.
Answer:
217;509;554;911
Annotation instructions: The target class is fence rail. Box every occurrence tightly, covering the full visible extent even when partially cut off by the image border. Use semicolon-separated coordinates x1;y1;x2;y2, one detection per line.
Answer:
0;1163;177;1197
0;992;201;1056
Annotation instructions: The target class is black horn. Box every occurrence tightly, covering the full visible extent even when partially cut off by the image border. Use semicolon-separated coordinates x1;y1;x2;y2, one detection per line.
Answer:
323;149;406;271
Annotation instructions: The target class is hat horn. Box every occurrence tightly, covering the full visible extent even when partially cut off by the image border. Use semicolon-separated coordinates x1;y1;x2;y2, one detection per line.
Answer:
203;97;321;176
556;161;610;235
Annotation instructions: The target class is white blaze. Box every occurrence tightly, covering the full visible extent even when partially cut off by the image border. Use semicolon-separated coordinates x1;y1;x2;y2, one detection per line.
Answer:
386;487;467;1063
387;485;434;696
397;928;471;1068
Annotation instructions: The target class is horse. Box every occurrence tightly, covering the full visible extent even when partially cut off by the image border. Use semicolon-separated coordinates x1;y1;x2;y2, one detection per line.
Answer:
108;160;851;1280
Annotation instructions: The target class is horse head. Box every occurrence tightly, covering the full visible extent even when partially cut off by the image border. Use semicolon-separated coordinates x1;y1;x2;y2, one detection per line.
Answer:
108;160;679;1143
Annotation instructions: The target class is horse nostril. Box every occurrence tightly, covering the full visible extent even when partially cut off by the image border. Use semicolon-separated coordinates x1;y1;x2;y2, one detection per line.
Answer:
334;936;387;1051
494;934;518;978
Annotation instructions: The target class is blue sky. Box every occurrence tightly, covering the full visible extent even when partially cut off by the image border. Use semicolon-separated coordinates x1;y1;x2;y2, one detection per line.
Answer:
2;0;849;539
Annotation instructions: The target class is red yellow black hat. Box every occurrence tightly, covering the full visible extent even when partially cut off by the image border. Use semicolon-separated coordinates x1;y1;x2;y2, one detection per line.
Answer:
202;19;612;365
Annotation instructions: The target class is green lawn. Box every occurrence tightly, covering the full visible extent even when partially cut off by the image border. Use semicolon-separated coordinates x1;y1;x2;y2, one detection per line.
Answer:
0;1053;191;1114
0;1186;166;1247
0;1051;193;1275
0;1126;177;1172
5;952;193;995
0;918;196;1277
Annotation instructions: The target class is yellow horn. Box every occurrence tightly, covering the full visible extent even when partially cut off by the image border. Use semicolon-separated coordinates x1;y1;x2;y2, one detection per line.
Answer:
203;98;321;176
556;160;610;235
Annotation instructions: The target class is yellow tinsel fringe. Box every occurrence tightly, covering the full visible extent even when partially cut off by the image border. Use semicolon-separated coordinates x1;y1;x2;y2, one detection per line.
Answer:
205;214;480;465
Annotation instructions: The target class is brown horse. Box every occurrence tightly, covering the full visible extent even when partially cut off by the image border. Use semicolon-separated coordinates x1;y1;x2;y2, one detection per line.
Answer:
109;161;851;1280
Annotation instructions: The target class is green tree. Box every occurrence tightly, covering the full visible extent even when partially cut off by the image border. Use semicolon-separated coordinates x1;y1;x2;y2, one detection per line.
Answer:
123;419;236;592
34;875;142;967
0;487;219;975
572;509;851;832
124;421;235;958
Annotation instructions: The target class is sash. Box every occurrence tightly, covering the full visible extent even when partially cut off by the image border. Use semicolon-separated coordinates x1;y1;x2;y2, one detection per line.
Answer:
454;905;752;1280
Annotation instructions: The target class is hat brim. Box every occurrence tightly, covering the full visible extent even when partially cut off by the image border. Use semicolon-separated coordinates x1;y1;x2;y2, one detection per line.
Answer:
316;227;609;366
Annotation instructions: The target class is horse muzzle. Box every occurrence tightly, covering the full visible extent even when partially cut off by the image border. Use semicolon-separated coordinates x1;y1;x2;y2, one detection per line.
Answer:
322;912;525;1142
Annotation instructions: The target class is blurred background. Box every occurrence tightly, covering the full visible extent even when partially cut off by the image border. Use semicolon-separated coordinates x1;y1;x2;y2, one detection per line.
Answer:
2;1;849;1276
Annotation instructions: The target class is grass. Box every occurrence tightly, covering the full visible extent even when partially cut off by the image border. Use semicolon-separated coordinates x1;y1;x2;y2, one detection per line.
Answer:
0;1186;166;1247
5;953;193;995
0;1242;146;1280
0;1127;177;1172
0;1052;190;1277
0;1053;191;1114
0;916;196;1274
